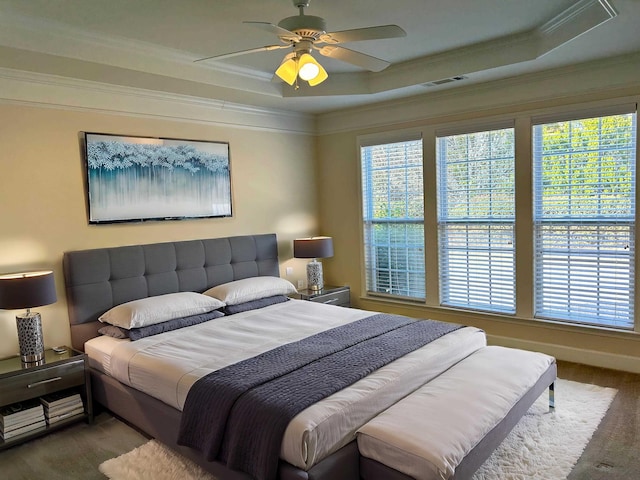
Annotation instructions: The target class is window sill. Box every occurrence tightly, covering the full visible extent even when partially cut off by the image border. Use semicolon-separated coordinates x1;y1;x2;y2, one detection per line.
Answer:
359;294;640;342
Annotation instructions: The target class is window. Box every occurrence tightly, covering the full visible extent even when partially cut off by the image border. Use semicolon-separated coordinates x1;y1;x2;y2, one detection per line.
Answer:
533;112;637;328
359;104;638;332
437;127;516;313
361;139;425;299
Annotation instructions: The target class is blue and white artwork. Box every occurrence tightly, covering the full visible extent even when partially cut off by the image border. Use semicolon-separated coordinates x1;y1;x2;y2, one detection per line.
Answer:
85;133;232;223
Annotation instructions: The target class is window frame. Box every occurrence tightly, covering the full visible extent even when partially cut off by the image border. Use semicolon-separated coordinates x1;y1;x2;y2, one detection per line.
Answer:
359;133;426;300
531;110;637;329
435;124;517;314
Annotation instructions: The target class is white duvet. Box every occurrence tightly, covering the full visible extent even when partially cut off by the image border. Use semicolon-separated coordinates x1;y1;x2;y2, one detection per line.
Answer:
85;299;486;470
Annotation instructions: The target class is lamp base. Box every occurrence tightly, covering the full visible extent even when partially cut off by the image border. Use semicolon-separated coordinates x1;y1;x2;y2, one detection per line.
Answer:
307;259;324;291
16;312;45;364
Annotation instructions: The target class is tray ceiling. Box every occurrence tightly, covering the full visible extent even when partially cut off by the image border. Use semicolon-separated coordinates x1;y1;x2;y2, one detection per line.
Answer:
0;0;637;113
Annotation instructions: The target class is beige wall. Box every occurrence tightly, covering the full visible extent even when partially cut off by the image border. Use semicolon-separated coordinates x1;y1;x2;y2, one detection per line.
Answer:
0;103;317;358
318;81;640;373
2;55;640;372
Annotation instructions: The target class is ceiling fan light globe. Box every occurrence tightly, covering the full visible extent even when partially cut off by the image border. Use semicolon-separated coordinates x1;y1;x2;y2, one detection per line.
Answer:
297;53;325;82
275;57;298;85
307;63;328;86
299;62;319;81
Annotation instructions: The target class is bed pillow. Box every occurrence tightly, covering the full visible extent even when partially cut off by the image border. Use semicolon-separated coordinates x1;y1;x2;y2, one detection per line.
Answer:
98;309;225;340
97;325;129;339
128;309;224;340
223;295;290;315
98;291;225;329
203;276;297;306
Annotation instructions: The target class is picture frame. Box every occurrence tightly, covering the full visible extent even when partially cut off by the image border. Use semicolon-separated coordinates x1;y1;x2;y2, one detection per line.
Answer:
83;133;232;224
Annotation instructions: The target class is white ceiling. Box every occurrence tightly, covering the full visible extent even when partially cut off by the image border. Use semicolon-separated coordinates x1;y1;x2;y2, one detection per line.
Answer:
0;0;638;114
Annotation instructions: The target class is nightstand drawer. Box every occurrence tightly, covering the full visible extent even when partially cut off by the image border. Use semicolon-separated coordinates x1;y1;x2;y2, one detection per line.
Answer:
0;359;85;406
308;289;350;307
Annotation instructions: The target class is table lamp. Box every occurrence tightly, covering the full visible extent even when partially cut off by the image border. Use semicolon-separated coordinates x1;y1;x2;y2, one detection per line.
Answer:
0;270;57;363
294;236;334;291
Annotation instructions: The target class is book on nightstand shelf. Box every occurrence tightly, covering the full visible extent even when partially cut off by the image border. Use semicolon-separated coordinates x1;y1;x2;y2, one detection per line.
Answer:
45;406;85;425
40;390;84;425
0;399;46;439
40;390;82;409
1;418;47;440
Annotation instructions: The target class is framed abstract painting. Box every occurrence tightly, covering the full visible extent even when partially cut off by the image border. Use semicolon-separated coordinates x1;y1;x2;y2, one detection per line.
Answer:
83;133;232;223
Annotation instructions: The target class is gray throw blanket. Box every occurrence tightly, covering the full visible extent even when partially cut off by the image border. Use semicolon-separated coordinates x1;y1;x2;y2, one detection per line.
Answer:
177;314;462;480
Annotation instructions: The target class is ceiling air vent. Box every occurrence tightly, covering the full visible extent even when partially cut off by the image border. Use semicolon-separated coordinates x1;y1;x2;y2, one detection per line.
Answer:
423;75;467;87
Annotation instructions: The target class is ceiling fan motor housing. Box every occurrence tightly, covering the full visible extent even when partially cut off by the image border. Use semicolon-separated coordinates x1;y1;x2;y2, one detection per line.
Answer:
278;15;327;40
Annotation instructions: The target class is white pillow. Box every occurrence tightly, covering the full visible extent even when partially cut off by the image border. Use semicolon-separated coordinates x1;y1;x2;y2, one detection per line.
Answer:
204;276;297;306
98;292;225;329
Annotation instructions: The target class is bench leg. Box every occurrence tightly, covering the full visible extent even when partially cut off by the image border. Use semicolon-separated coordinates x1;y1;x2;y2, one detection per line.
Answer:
548;381;555;411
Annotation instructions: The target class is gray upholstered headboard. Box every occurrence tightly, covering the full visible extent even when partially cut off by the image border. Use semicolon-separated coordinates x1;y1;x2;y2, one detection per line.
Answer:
63;234;279;351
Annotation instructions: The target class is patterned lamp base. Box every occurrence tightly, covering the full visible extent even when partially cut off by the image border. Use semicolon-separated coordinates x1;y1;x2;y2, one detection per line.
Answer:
16;312;45;363
307;259;324;291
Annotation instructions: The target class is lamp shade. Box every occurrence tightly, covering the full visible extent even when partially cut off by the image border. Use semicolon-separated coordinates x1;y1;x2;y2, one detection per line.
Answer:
294;237;334;259
0;270;57;310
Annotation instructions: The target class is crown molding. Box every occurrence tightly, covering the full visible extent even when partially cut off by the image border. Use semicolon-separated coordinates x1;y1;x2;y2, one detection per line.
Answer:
536;0;617;55
0;67;315;134
316;52;640;135
1;51;635;139
4;49;633;138
539;0;616;35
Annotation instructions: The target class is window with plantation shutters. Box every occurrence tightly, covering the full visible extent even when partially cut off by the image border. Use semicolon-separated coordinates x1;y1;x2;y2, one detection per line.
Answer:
436;127;516;313
533;112;637;328
361;139;425;299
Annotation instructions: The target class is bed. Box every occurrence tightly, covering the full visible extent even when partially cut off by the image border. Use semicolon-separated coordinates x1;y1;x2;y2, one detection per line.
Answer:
63;233;555;480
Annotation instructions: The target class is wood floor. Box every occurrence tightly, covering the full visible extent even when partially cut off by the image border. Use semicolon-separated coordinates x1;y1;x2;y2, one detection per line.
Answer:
0;360;638;479
0;411;147;480
560;361;640;480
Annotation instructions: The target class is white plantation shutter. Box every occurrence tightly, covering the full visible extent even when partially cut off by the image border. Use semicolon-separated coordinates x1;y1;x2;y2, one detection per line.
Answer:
361;139;425;299
437;127;516;313
533;112;637;328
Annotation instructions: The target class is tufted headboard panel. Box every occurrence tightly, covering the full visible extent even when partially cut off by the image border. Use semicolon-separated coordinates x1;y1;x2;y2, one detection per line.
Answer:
63;234;279;351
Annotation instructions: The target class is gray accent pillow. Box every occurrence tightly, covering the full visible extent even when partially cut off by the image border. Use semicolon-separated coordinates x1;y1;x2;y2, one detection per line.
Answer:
97;324;129;339
223;295;290;315
98;309;224;341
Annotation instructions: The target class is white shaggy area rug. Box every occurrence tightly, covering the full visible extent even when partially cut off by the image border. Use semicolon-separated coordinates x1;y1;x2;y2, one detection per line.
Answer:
472;379;616;479
100;378;616;480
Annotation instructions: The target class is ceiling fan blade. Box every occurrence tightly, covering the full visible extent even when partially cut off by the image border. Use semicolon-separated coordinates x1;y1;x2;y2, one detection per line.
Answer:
317;45;390;72
319;25;406;44
243;21;301;42
194;44;291;63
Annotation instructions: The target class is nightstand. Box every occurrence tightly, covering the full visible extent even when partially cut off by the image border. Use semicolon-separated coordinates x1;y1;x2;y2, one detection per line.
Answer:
0;347;92;450
291;285;350;307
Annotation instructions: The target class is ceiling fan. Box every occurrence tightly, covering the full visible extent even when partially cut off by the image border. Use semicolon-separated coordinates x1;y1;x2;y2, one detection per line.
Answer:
195;0;406;88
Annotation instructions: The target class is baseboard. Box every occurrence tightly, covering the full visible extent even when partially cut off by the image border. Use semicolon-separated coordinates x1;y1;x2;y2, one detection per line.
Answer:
487;334;640;374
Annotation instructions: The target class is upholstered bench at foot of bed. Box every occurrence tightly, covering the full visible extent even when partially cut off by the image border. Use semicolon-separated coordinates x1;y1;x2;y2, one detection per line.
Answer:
357;346;557;480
